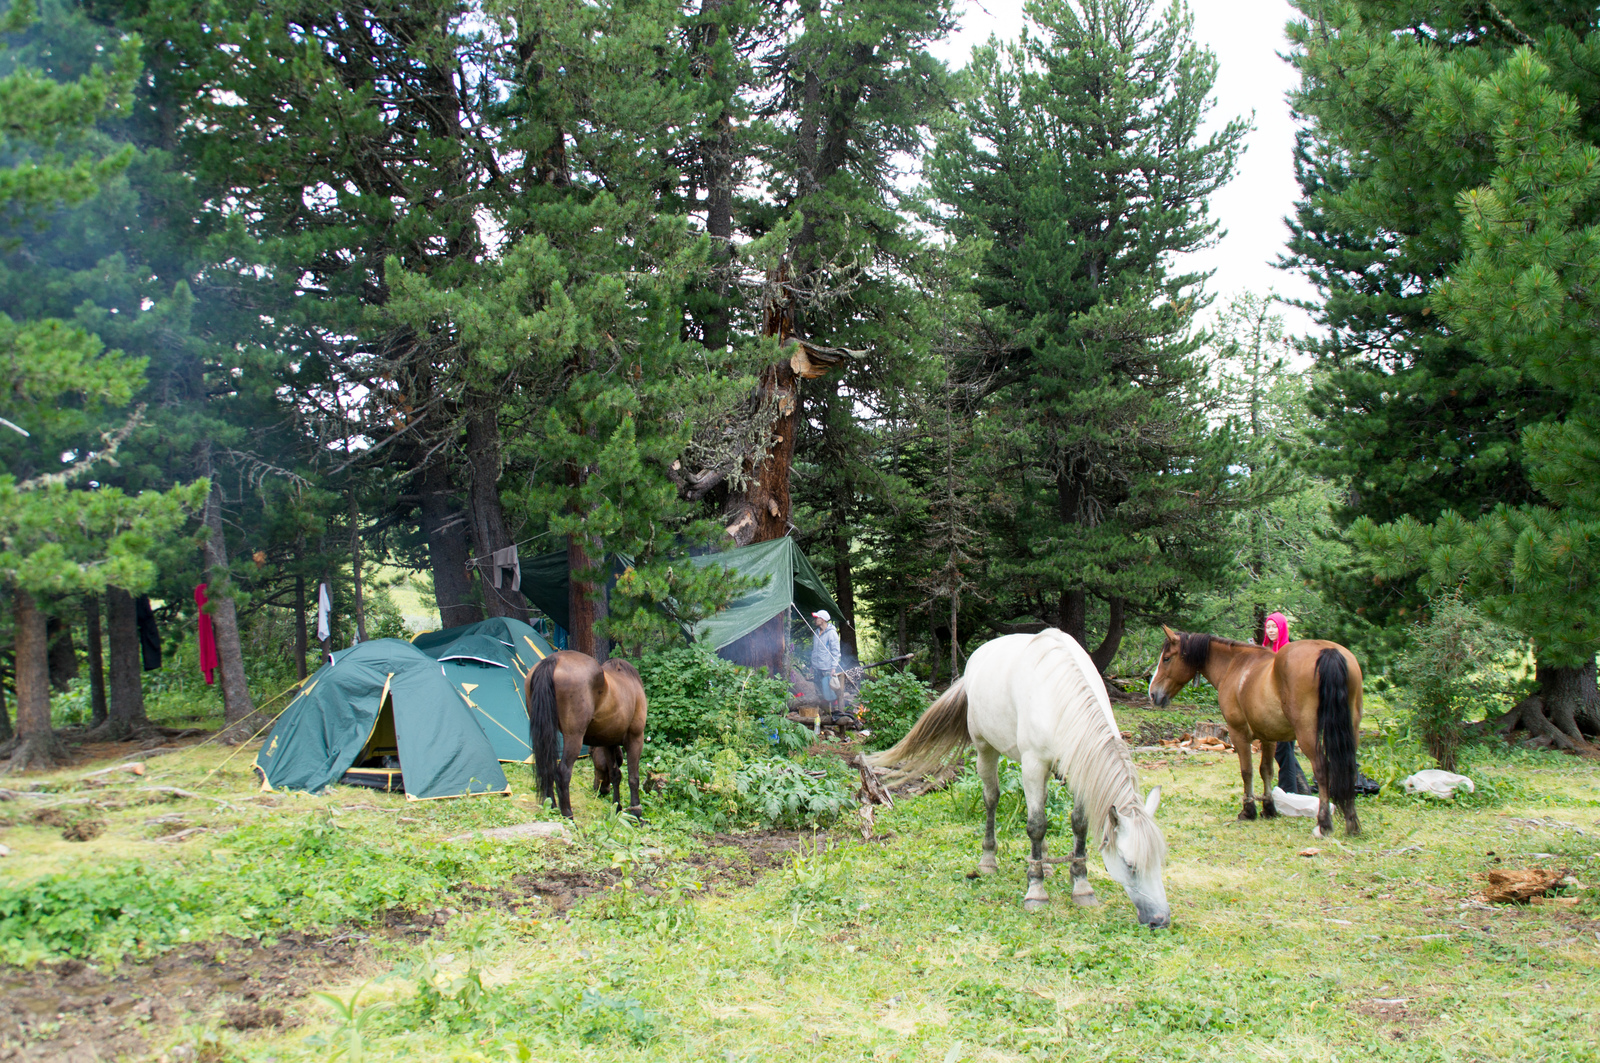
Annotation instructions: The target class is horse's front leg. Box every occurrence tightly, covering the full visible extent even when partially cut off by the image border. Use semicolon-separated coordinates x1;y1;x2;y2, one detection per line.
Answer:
976;743;1000;875
1019;753;1051;911
624;736;643;819
1258;741;1278;818
1231;727;1257;821
1070;794;1098;907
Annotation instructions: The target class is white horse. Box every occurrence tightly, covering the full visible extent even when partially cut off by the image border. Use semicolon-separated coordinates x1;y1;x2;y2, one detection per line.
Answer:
869;630;1171;927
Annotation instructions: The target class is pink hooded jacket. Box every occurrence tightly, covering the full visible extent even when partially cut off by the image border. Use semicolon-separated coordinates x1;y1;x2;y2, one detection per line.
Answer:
1262;612;1289;653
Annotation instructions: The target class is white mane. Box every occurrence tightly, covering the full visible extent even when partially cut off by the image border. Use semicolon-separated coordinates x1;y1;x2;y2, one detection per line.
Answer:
1024;629;1167;869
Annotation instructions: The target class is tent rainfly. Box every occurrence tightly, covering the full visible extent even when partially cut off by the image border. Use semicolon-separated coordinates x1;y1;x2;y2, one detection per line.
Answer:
518;536;844;653
254;619;555;800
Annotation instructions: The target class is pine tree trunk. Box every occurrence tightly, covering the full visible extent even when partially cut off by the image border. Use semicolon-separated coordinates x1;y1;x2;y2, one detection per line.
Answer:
201;482;258;740
46;617;76;692
696;0;735;352
896;604;908;668
0;662;11;743
567;531;597;657
465;405;530;621
1536;659;1600;743
105;587;149;738
928;600;941;688
348;490;367;642
724;360;798;548
1059;588;1087;647
1089;597;1125;675
420;454;482;629
8;589;66;771
293;575;308;680
832;530;857;660
85;595;107;727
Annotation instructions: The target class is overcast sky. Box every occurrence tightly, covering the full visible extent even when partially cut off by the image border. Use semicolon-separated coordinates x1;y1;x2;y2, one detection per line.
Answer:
926;0;1320;337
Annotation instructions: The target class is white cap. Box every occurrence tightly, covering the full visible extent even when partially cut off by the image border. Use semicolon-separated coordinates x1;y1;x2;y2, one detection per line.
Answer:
812;610;830;621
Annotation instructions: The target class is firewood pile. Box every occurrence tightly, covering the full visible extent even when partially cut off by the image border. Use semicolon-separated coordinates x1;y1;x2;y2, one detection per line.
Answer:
1158;723;1234;752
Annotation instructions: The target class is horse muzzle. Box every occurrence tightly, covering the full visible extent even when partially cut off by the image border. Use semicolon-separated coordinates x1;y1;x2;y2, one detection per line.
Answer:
1148;686;1171;709
1137;903;1171;929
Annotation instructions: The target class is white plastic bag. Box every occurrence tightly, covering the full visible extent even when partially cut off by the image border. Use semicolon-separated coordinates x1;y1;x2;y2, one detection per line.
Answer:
1401;769;1475;798
1270;786;1320;818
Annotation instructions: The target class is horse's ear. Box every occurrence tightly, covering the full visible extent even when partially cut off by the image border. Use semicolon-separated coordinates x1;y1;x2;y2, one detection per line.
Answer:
1145;786;1162;817
1161;625;1177;641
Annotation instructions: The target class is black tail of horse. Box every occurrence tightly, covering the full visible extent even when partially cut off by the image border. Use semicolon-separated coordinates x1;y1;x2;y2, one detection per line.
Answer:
1316;648;1356;807
528;656;560;803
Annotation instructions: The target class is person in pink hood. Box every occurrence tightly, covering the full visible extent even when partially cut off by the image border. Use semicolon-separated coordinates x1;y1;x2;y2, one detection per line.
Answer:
1261;611;1313;795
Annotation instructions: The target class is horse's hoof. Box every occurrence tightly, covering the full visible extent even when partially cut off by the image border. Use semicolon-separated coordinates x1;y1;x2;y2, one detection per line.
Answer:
1023;897;1048;912
1311;824;1325;838
1237;805;1258;821
1262;801;1279;819
977;855;998;875
976;864;997;876
1072;890;1100;908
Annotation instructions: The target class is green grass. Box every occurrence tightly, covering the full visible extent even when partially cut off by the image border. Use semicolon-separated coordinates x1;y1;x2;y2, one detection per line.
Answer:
4;720;1599;1062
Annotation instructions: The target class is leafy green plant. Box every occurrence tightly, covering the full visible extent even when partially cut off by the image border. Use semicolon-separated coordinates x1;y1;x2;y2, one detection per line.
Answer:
643;745;852;830
1392;592;1519;771
310;982;392;1063
855;670;934;750
636;645;791;749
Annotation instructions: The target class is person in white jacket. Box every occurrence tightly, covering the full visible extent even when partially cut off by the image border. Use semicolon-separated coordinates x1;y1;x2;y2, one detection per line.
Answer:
810;610;841;713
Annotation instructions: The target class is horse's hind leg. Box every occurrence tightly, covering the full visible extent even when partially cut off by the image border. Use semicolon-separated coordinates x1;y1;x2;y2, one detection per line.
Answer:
976;742;1000;875
557;732;582;819
623;735;643;819
1069;794;1098;907
1020;752;1051;911
1259;741;1278;818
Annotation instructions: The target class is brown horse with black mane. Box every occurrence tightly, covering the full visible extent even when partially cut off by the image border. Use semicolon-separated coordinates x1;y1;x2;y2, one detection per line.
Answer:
1148;626;1362;838
526;651;648;818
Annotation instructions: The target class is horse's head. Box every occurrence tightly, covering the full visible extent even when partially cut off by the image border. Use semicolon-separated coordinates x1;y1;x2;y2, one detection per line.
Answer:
1101;786;1170;929
1148;625;1203;708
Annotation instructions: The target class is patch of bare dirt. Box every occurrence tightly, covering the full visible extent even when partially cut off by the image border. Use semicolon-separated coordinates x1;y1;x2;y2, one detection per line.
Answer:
1352;996;1434;1041
0;931;378;1062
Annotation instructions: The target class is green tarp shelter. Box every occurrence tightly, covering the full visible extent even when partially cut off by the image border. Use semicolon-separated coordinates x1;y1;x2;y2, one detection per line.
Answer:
689;537;844;651
254;619;556;800
518;536;843;652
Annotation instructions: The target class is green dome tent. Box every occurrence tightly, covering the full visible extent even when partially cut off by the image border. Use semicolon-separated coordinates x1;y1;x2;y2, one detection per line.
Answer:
254;619;556;800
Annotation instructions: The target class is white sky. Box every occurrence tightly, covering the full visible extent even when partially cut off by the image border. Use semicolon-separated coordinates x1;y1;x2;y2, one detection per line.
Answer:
927;0;1321;338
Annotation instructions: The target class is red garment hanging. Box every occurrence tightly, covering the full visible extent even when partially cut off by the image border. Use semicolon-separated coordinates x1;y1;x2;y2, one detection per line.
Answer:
195;583;218;685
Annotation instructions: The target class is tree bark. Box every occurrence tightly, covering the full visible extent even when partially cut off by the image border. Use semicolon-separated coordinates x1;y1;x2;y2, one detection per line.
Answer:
896;604;908;669
567;533;600;659
694;0;735;353
1058;588;1086;647
7;589;65;771
105;587;149;738
0;659;11;743
420;453;482;629
928;600;941;688
1089;597;1125;675
1535;659;1600;743
293;574;308;680
46;617;76;692
85;594;107;727
832;529;858;660
464;404;530;620
201;480;258;740
347;490;368;642
723;360;798;548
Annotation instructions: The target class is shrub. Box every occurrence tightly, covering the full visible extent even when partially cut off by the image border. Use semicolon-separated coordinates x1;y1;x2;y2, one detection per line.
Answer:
642;745;852;830
856;669;934;751
1392;593;1519;772
635;645;791;749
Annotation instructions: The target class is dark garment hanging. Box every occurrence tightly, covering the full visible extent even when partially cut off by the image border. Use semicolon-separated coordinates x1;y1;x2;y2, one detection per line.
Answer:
135;596;162;672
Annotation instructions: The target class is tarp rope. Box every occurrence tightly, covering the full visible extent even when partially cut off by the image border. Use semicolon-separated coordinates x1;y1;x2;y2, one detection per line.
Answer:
194;676;309;789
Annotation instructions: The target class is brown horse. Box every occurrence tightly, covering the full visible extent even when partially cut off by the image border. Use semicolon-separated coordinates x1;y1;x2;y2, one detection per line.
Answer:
1147;626;1362;838
526;651;648;818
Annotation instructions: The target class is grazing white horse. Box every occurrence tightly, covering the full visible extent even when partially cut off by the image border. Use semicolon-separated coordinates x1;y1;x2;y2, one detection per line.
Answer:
869;630;1171;927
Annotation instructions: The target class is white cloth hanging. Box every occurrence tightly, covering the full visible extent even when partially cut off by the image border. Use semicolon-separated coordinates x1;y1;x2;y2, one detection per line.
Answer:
316;582;332;642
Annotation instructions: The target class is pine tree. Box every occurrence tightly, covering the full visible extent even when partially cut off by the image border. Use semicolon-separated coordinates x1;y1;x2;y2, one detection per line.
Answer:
927;0;1246;671
0;5;205;769
1281;1;1573;642
1353;45;1600;747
